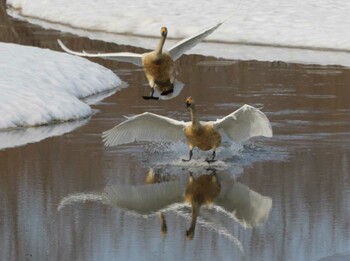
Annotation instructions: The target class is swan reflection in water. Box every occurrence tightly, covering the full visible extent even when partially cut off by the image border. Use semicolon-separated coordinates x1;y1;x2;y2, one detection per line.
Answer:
58;168;272;242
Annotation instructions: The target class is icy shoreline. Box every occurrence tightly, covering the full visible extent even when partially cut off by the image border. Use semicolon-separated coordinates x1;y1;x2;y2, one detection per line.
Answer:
0;42;122;130
6;0;350;67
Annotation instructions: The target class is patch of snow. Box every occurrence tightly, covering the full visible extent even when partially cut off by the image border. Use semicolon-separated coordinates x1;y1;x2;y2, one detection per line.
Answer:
0;42;121;130
6;0;350;66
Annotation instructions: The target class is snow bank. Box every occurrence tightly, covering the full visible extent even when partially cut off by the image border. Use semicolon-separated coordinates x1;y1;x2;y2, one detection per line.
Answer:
6;0;350;66
0;42;121;130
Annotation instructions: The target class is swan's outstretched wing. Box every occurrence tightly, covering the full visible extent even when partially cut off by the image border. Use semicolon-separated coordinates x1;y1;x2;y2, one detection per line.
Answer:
212;104;272;143
168;20;225;61
57;39;143;66
102;112;187;146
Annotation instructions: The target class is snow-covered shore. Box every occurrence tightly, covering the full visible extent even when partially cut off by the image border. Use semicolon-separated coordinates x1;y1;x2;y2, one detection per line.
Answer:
6;0;350;67
0;42;121;130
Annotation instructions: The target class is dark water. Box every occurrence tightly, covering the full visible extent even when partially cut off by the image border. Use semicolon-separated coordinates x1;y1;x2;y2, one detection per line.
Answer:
1;2;350;261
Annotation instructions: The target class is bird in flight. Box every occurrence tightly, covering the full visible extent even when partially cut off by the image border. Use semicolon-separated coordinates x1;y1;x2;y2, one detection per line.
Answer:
58;21;225;100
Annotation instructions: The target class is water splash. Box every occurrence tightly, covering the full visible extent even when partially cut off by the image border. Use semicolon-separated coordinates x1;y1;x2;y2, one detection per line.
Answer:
143;140;289;171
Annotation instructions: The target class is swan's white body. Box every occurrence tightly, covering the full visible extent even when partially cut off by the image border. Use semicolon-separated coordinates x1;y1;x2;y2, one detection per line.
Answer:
58;21;224;99
102;103;273;160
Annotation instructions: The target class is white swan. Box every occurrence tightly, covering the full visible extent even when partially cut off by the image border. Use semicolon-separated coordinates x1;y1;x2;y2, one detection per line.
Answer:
102;97;273;162
57;21;225;100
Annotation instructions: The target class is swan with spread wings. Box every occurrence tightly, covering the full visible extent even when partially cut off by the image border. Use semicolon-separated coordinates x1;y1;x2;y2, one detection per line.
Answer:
102;97;273;162
58;21;224;100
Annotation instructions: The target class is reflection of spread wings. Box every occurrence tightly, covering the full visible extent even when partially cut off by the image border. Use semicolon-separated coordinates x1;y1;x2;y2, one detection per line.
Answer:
168;20;225;61
211;104;273;143
216;182;273;227
103;182;185;215
102;112;187;147
58;181;185;215
57;39;143;66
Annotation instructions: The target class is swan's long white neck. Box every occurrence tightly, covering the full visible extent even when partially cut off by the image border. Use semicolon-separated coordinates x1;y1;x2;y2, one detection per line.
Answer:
155;34;166;55
190;105;201;128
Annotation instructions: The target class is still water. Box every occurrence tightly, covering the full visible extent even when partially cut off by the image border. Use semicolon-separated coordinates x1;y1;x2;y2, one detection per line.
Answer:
0;2;350;261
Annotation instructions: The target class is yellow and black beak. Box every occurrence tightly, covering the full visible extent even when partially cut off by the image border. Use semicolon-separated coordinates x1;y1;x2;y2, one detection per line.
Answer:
185;97;193;108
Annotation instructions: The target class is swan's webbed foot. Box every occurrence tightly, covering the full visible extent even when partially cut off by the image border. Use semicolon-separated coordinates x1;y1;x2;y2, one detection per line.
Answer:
160;88;174;96
182;150;193;162
142;95;159;100
142;89;159;100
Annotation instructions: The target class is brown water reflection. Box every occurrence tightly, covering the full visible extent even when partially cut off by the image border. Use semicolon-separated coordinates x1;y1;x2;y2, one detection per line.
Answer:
1;2;350;261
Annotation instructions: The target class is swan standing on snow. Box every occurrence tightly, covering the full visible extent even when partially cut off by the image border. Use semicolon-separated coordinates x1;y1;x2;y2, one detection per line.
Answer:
57;21;224;100
102;97;273;162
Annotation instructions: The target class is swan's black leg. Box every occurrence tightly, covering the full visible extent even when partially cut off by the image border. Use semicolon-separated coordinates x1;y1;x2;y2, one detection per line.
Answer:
182;149;193;162
142;89;159;100
206;150;217;163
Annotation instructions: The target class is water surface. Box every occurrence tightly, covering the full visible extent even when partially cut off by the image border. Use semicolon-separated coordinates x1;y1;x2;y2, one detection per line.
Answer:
0;3;350;261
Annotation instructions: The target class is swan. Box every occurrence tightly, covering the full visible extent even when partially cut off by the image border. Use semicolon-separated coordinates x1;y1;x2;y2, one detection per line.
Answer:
57;21;225;100
184;173;221;239
102;97;273;162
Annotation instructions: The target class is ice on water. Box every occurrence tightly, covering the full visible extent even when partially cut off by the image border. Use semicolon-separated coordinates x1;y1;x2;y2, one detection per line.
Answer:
0;42;121;149
0;42;121;130
7;0;350;66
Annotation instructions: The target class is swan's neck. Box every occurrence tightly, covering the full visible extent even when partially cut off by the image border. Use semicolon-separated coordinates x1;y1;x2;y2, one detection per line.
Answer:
155;35;166;55
187;201;201;236
190;105;201;128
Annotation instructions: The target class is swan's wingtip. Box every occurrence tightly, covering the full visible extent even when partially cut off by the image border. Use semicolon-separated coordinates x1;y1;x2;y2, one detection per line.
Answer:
57;39;70;52
57;39;64;48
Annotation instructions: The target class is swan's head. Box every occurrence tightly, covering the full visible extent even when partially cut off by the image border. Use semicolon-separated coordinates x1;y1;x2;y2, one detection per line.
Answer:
185;97;194;108
161;27;168;37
